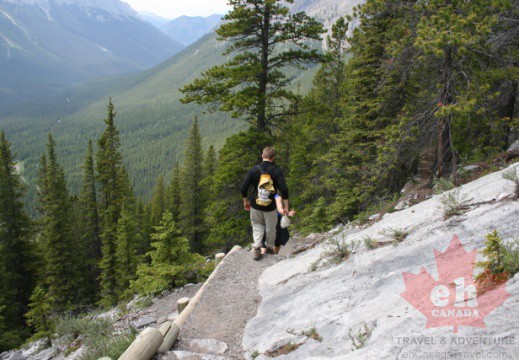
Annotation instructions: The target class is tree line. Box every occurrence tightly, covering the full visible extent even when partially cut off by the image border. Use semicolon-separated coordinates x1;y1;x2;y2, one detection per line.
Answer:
1;0;517;351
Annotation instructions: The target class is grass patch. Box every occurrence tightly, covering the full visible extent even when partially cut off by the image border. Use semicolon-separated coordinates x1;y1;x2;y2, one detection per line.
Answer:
288;326;323;342
322;235;359;264
364;236;392;250
381;228;410;246
265;342;302;357
53;313;136;360
439;188;470;219
349;323;373;351
78;330;136;360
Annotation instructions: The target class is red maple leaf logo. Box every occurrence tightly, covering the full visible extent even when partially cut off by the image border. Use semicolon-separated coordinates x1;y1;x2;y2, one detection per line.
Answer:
401;235;511;333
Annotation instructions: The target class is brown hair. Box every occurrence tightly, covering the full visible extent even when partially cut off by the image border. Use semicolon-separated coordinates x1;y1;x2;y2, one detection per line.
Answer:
262;147;276;160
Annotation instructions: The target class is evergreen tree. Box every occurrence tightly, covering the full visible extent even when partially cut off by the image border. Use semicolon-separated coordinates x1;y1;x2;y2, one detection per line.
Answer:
205;129;272;251
203;145;217;179
283;17;351;227
77;140;102;302
96;100;126;306
136;200;152;258
150;175;166;227
37;134;80;310
166;162;182;223
115;201;141;299
0;130;33;349
411;0;509;176
180;0;325;133
179;119;205;252
24;286;54;343
131;212;205;295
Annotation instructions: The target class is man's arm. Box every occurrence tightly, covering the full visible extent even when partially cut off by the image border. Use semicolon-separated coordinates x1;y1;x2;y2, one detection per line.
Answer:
275;170;290;214
240;170;253;211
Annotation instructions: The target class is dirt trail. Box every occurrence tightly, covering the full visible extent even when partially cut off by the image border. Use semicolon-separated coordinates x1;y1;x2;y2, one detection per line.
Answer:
159;234;325;360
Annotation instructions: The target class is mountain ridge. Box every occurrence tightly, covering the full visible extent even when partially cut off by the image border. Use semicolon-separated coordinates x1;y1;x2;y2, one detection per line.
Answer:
0;0;184;101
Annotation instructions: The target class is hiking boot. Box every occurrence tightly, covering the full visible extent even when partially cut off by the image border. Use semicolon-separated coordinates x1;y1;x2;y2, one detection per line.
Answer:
265;247;275;255
252;247;262;260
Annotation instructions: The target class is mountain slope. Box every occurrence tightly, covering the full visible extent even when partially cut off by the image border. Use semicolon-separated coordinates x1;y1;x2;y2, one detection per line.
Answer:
0;0;184;101
244;163;519;359
0;0;363;212
160;15;222;47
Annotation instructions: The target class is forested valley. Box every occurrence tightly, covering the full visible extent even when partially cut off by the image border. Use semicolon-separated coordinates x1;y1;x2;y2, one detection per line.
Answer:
0;0;517;352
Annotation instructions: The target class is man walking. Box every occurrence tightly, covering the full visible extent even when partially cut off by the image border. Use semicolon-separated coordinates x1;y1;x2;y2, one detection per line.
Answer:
241;147;289;260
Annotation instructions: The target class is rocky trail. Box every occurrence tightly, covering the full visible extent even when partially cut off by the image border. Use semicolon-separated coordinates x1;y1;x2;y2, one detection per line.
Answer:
159;236;323;360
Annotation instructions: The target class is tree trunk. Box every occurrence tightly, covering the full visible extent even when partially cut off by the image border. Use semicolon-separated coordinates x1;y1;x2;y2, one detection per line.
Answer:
257;4;270;133
436;46;456;178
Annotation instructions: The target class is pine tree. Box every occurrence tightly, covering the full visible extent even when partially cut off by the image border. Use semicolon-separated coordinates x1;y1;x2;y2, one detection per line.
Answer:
205;129;272;251
203;145;217;179
179;119;205;252
131;212;205;296
77;140;102;302
166;162;182;223
24;287;54;343
37;134;80;310
283;17;350;227
411;0;508;176
180;0;324;133
136;200;152;257
96;100;125;306
115;201;141;299
150;175;166;227
0;130;33;349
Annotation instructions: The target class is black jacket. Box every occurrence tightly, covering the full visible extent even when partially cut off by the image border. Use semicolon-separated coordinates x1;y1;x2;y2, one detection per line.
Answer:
240;161;289;212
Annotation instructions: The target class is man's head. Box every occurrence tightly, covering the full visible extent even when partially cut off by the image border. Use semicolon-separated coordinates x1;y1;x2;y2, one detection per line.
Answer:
262;147;275;161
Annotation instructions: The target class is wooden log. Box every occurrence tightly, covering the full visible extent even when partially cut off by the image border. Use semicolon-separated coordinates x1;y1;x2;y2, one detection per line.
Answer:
157;323;180;353
177;297;190;313
118;327;163;360
158;321;172;336
215;253;225;266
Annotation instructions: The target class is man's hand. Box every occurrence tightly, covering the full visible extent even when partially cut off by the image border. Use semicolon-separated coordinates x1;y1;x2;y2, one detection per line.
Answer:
243;198;251;211
283;199;290;215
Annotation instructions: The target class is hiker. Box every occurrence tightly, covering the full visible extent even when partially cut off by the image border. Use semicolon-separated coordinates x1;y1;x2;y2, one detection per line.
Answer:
240;147;290;260
261;193;296;255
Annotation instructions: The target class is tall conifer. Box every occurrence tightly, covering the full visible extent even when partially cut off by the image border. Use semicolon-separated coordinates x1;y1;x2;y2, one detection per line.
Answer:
0;130;33;350
37;134;80;310
77;140;102;301
96;100;125;306
179;119;205;252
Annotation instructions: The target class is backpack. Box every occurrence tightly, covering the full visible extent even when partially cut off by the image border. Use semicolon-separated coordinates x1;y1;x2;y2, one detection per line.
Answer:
255;165;275;206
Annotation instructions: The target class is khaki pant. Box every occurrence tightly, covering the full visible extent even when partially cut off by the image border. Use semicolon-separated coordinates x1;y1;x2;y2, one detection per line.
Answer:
250;208;278;249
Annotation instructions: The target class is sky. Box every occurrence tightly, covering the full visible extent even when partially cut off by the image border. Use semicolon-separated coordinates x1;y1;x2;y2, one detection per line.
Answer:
122;0;231;19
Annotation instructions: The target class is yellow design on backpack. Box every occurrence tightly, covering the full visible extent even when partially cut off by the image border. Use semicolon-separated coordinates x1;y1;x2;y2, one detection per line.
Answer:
256;165;275;206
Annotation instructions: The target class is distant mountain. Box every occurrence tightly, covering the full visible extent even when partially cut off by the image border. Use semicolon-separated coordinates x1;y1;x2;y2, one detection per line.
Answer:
0;0;185;101
139;11;171;28
0;0;363;213
160;14;222;47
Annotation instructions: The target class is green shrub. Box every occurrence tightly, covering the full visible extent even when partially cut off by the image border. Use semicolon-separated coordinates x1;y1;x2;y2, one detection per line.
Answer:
439;188;470;219
78;330;136;360
55;315;112;348
475;231;519;285
433;177;456;194
322;235;359;264
502;167;519;199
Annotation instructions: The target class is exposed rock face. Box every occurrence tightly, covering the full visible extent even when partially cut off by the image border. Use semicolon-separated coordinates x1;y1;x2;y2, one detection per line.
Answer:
243;163;519;359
